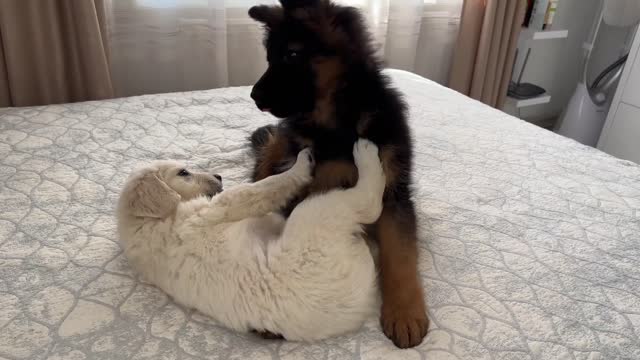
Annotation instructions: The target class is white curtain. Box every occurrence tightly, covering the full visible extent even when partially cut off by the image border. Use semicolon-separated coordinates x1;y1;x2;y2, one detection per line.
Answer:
105;0;462;97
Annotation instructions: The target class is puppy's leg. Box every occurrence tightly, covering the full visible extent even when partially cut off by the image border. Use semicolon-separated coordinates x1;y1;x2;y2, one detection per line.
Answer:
344;139;386;224
281;139;385;242
213;149;314;222
377;195;428;349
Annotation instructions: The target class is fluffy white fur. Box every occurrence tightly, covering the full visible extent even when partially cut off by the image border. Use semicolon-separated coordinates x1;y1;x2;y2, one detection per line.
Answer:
117;139;386;342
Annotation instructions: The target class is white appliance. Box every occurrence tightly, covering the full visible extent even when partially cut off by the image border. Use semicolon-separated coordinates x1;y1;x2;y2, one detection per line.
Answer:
556;0;640;146
598;21;640;163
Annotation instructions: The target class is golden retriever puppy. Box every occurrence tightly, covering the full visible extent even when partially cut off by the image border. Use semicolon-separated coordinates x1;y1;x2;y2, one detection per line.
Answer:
117;139;385;341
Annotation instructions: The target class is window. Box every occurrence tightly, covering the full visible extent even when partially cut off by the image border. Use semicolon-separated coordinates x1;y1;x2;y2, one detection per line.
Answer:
136;0;201;8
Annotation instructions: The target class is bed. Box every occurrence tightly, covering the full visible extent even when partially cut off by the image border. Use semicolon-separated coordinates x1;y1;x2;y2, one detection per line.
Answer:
1;69;639;360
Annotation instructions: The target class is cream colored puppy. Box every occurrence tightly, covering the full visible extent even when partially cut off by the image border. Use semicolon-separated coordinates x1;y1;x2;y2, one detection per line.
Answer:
117;139;386;342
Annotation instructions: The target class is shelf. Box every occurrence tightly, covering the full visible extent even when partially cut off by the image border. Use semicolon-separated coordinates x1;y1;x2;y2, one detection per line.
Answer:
533;29;568;40
521;29;569;40
507;94;551;108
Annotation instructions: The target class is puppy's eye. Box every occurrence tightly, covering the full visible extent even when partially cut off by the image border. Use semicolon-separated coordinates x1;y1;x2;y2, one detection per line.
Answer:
177;169;190;177
284;50;299;62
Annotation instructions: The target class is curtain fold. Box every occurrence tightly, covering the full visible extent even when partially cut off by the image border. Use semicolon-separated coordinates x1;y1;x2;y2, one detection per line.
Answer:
0;0;114;107
105;0;464;97
0;31;10;107
3;0;522;107
448;0;526;108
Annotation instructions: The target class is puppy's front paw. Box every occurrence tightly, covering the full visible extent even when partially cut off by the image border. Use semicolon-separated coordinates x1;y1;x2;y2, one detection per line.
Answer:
290;148;315;182
381;300;429;348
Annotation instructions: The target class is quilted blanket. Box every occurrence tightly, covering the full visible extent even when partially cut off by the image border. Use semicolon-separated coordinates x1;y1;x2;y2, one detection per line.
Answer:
1;70;639;360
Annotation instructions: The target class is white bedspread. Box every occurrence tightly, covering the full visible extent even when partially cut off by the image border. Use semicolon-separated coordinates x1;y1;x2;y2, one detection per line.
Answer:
1;69;639;359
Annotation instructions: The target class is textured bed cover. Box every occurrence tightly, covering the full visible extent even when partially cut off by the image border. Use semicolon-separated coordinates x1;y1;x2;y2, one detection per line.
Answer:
1;69;639;360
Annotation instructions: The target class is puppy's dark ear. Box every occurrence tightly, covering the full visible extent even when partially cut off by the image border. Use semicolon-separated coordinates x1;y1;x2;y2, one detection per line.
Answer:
279;0;320;10
248;5;284;27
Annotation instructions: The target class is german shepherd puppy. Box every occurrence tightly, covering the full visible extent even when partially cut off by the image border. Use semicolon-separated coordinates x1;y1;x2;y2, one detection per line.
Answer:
247;0;428;348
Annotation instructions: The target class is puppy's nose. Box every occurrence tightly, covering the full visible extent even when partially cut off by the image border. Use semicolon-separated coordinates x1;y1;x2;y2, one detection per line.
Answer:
251;89;268;110
250;87;263;102
214;174;222;181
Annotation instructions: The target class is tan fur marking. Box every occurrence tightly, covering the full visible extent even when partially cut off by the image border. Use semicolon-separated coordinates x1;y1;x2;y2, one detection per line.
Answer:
310;56;343;128
379;146;400;187
308;160;358;193
377;207;429;348
254;132;290;181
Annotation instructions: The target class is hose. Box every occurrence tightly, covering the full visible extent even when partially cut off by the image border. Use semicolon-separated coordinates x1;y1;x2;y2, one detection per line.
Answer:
590;53;629;89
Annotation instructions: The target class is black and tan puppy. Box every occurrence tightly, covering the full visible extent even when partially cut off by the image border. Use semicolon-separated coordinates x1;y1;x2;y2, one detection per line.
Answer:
247;0;428;348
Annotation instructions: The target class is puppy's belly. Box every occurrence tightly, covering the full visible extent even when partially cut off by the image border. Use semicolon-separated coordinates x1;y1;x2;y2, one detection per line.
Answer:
226;213;286;259
246;213;286;241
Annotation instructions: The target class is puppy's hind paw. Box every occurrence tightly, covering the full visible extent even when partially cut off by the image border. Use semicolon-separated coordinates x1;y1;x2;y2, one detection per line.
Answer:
353;138;378;165
298;148;315;166
249;125;277;155
354;139;383;174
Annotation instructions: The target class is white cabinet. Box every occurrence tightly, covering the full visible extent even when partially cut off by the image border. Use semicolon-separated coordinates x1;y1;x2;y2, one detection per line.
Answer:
597;26;640;163
621;51;640;108
599;103;640;163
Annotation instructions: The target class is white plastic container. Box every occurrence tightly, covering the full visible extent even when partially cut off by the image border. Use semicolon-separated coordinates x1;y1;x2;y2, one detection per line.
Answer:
603;0;640;27
556;83;608;146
